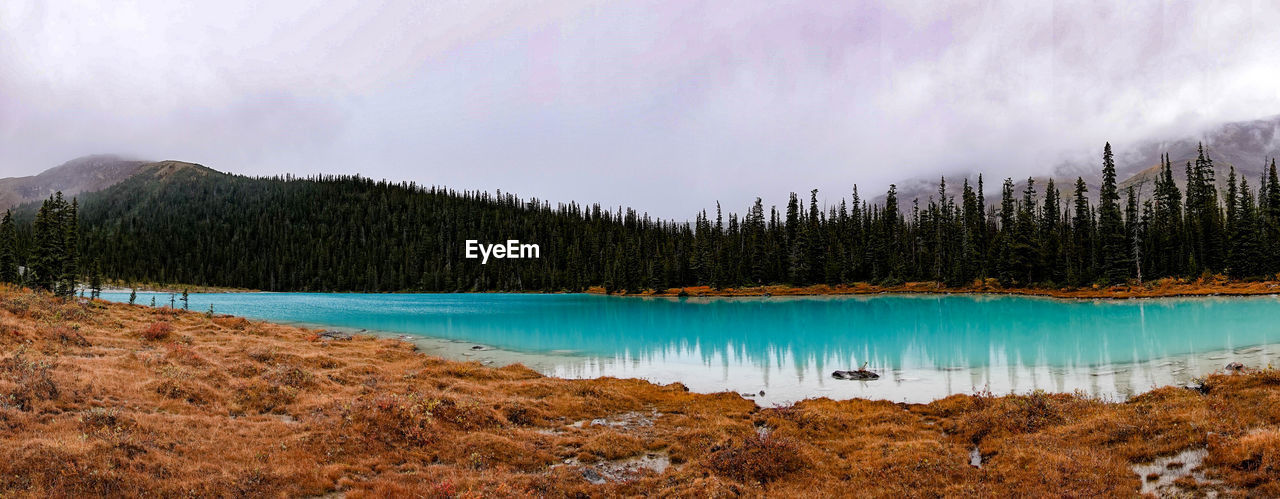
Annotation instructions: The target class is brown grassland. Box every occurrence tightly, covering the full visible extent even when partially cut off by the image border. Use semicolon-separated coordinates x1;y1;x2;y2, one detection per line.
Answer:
3;284;1280;496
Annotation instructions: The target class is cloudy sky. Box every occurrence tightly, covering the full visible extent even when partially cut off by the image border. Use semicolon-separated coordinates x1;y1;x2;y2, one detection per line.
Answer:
2;1;1280;218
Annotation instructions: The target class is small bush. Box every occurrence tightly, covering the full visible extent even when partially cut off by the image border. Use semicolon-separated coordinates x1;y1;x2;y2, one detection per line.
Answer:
0;293;38;316
79;407;128;430
152;306;180;317
580;431;645;461
213;316;250;330
265;365;314;389
52;301;92;323
153;378;214;405
164;342;205;366
246;348;275;363
343;393;440;446
0;348;58;410
232;379;297;414
706;433;806;484
42;325;89;347
141;321;173;341
431;396;503;430
502;402;548;426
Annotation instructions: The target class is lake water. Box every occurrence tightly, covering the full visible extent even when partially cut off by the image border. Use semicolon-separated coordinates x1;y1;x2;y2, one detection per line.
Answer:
97;291;1280;404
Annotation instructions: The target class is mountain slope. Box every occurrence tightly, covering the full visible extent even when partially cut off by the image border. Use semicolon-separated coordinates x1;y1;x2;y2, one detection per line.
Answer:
67;166;677;292
0;155;147;209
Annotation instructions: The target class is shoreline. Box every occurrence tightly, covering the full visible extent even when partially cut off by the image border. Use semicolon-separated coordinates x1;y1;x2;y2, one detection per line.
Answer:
603;278;1280;300
104;277;1280;301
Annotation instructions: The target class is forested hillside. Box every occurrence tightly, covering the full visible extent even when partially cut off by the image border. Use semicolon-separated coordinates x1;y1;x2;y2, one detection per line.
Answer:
3;142;1277;293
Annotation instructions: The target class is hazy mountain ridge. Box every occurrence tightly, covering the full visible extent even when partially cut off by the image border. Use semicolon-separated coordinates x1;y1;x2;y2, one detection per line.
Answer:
0;155;147;209
9;114;1280;217
882;115;1280;206
0;157;221;210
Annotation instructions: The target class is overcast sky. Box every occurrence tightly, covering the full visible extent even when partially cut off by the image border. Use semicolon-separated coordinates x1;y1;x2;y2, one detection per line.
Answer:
3;1;1280;218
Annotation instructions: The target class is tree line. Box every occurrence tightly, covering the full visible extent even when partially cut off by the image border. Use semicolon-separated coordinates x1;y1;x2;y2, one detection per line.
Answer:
0;192;104;296
2;142;1276;293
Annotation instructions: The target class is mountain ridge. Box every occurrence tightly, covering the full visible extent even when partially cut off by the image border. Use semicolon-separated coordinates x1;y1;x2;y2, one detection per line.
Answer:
879;114;1280;206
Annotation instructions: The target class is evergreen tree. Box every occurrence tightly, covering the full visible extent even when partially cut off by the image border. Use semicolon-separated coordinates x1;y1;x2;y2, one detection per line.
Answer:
1097;143;1129;282
89;260;103;299
1069;177;1094;285
1040;179;1062;284
62;198;79;297
1125;186;1142;283
0;210;16;283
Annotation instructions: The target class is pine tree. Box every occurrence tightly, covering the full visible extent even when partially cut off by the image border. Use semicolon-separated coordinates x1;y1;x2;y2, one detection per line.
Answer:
1234;178;1263;277
1125;186;1142;283
0;210;16;283
1069;177;1093;285
1098;143;1129;283
1226;167;1240;275
1266;159;1280;273
89;260;103;299
807;190;825;284
1012;178;1039;284
61;197;79;297
1040;179;1062;284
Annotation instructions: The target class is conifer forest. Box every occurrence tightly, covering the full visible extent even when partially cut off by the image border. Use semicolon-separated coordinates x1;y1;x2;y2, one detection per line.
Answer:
1;143;1276;293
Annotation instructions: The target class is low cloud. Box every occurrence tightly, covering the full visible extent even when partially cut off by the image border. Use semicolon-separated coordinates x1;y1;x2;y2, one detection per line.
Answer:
2;1;1278;218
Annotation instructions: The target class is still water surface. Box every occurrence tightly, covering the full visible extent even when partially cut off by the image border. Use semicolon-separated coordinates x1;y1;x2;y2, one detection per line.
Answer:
98;292;1280;404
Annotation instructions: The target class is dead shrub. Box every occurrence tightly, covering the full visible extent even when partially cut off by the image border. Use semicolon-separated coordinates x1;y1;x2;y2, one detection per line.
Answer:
213;316;250;330
449;432;555;471
432;396;503;430
152;378;215;405
502;402;548;426
140;321;173;341
246;347;275;363
0;293;39;317
1208;429;1280;488
52;301;92;323
79;407;131;431
227;362;261;378
706;433;806;484
343;393;440;446
41;325;89;347
164;342;205;366
232;379;297;414
0;348;58;410
303;355;343;370
580;431;646;461
151;306;180;317
265;365;315;389
949;389;1072;443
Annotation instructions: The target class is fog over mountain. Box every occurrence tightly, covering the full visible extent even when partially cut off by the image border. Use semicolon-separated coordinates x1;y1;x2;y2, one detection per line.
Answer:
883;114;1280;206
3;1;1280;218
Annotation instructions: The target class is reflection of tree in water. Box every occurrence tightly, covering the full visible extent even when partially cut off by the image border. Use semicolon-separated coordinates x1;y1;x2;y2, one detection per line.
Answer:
270;293;1280;376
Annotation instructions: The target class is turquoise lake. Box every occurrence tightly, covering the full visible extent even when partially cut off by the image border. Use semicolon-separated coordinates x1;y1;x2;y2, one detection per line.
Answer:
97;292;1280;404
